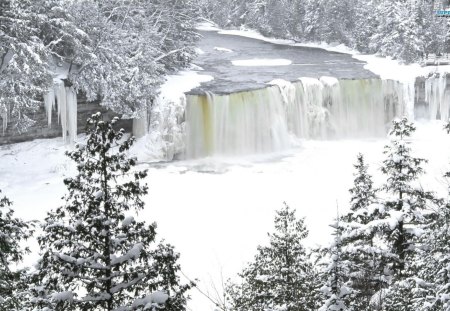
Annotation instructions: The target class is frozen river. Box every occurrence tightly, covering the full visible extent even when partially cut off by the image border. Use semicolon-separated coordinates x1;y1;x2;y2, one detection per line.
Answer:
189;30;377;94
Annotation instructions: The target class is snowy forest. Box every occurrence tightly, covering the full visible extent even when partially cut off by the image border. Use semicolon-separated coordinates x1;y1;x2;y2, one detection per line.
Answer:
1;0;199;133
201;0;450;63
2;0;450;311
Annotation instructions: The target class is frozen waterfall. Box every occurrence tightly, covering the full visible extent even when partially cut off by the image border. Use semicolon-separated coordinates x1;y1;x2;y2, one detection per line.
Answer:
184;78;409;158
424;74;450;120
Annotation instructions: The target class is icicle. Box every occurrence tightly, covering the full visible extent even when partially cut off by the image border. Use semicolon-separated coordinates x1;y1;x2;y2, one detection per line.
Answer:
402;80;416;120
425;74;448;120
132;111;148;139
1;107;7;135
55;82;67;142
43;88;56;127
66;86;77;144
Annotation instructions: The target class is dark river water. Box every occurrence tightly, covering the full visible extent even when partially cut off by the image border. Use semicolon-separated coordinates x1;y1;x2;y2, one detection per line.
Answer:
189;30;378;94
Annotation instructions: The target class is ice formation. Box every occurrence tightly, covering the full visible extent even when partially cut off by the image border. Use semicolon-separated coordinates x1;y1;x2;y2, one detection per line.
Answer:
43;81;77;143
184;78;410;158
425;74;450;120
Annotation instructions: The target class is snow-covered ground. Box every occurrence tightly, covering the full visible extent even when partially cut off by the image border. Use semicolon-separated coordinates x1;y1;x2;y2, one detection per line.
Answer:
1;120;449;311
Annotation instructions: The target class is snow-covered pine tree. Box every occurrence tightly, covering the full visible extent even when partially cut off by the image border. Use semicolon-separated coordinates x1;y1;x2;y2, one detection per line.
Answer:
380;117;434;276
378;117;437;311
319;220;351;311
30;113;192;311
227;203;319;311
0;0;52;133
0;189;35;310
338;153;389;310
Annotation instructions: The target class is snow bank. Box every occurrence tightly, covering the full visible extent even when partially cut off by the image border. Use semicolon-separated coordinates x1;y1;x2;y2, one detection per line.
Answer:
214;47;233;53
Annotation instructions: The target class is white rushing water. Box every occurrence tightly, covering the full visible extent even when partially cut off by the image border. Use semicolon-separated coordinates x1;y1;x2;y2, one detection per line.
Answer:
425;74;450;121
183;78;410;159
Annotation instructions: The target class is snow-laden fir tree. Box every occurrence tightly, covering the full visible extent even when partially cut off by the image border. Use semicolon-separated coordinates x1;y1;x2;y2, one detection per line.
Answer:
227;203;319;311
380;117;435;276
30;113;192;311
0;0;52;133
319;220;352;311
0;189;35;310
338;154;389;310
378;117;437;311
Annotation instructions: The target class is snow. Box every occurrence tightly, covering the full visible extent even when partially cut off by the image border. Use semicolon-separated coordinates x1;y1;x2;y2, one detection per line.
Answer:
132;291;169;309
132;70;213;161
196;22;221;32
52;291;74;302
214;47;233;53
110;243;143;265
231;58;292;66
121;216;134;227
3;120;450;311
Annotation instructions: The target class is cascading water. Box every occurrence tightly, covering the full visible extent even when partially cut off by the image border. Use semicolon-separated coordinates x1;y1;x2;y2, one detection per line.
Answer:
424;74;450;120
186;86;293;158
183;78;407;158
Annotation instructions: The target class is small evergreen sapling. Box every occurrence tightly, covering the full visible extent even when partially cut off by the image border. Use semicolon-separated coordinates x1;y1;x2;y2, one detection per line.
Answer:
0;190;35;310
227;203;318;311
31;113;192;311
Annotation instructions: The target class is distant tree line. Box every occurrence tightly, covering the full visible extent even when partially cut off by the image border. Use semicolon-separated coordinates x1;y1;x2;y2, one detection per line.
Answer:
201;0;450;64
0;0;200;133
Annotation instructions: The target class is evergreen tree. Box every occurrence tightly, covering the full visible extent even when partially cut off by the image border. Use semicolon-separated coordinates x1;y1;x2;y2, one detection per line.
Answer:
378;118;436;311
338;154;389;310
0;0;52;133
0;190;35;310
380;117;434;276
30;113;192;310
227;203;318;311
319;221;351;311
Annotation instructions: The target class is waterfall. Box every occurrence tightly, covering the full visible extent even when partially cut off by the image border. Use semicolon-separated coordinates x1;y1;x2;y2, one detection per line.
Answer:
44;81;78;143
424;75;449;120
183;78;407;158
186;87;293;158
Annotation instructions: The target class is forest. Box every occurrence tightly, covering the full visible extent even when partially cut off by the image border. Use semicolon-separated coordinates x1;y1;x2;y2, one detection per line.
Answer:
202;0;450;63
